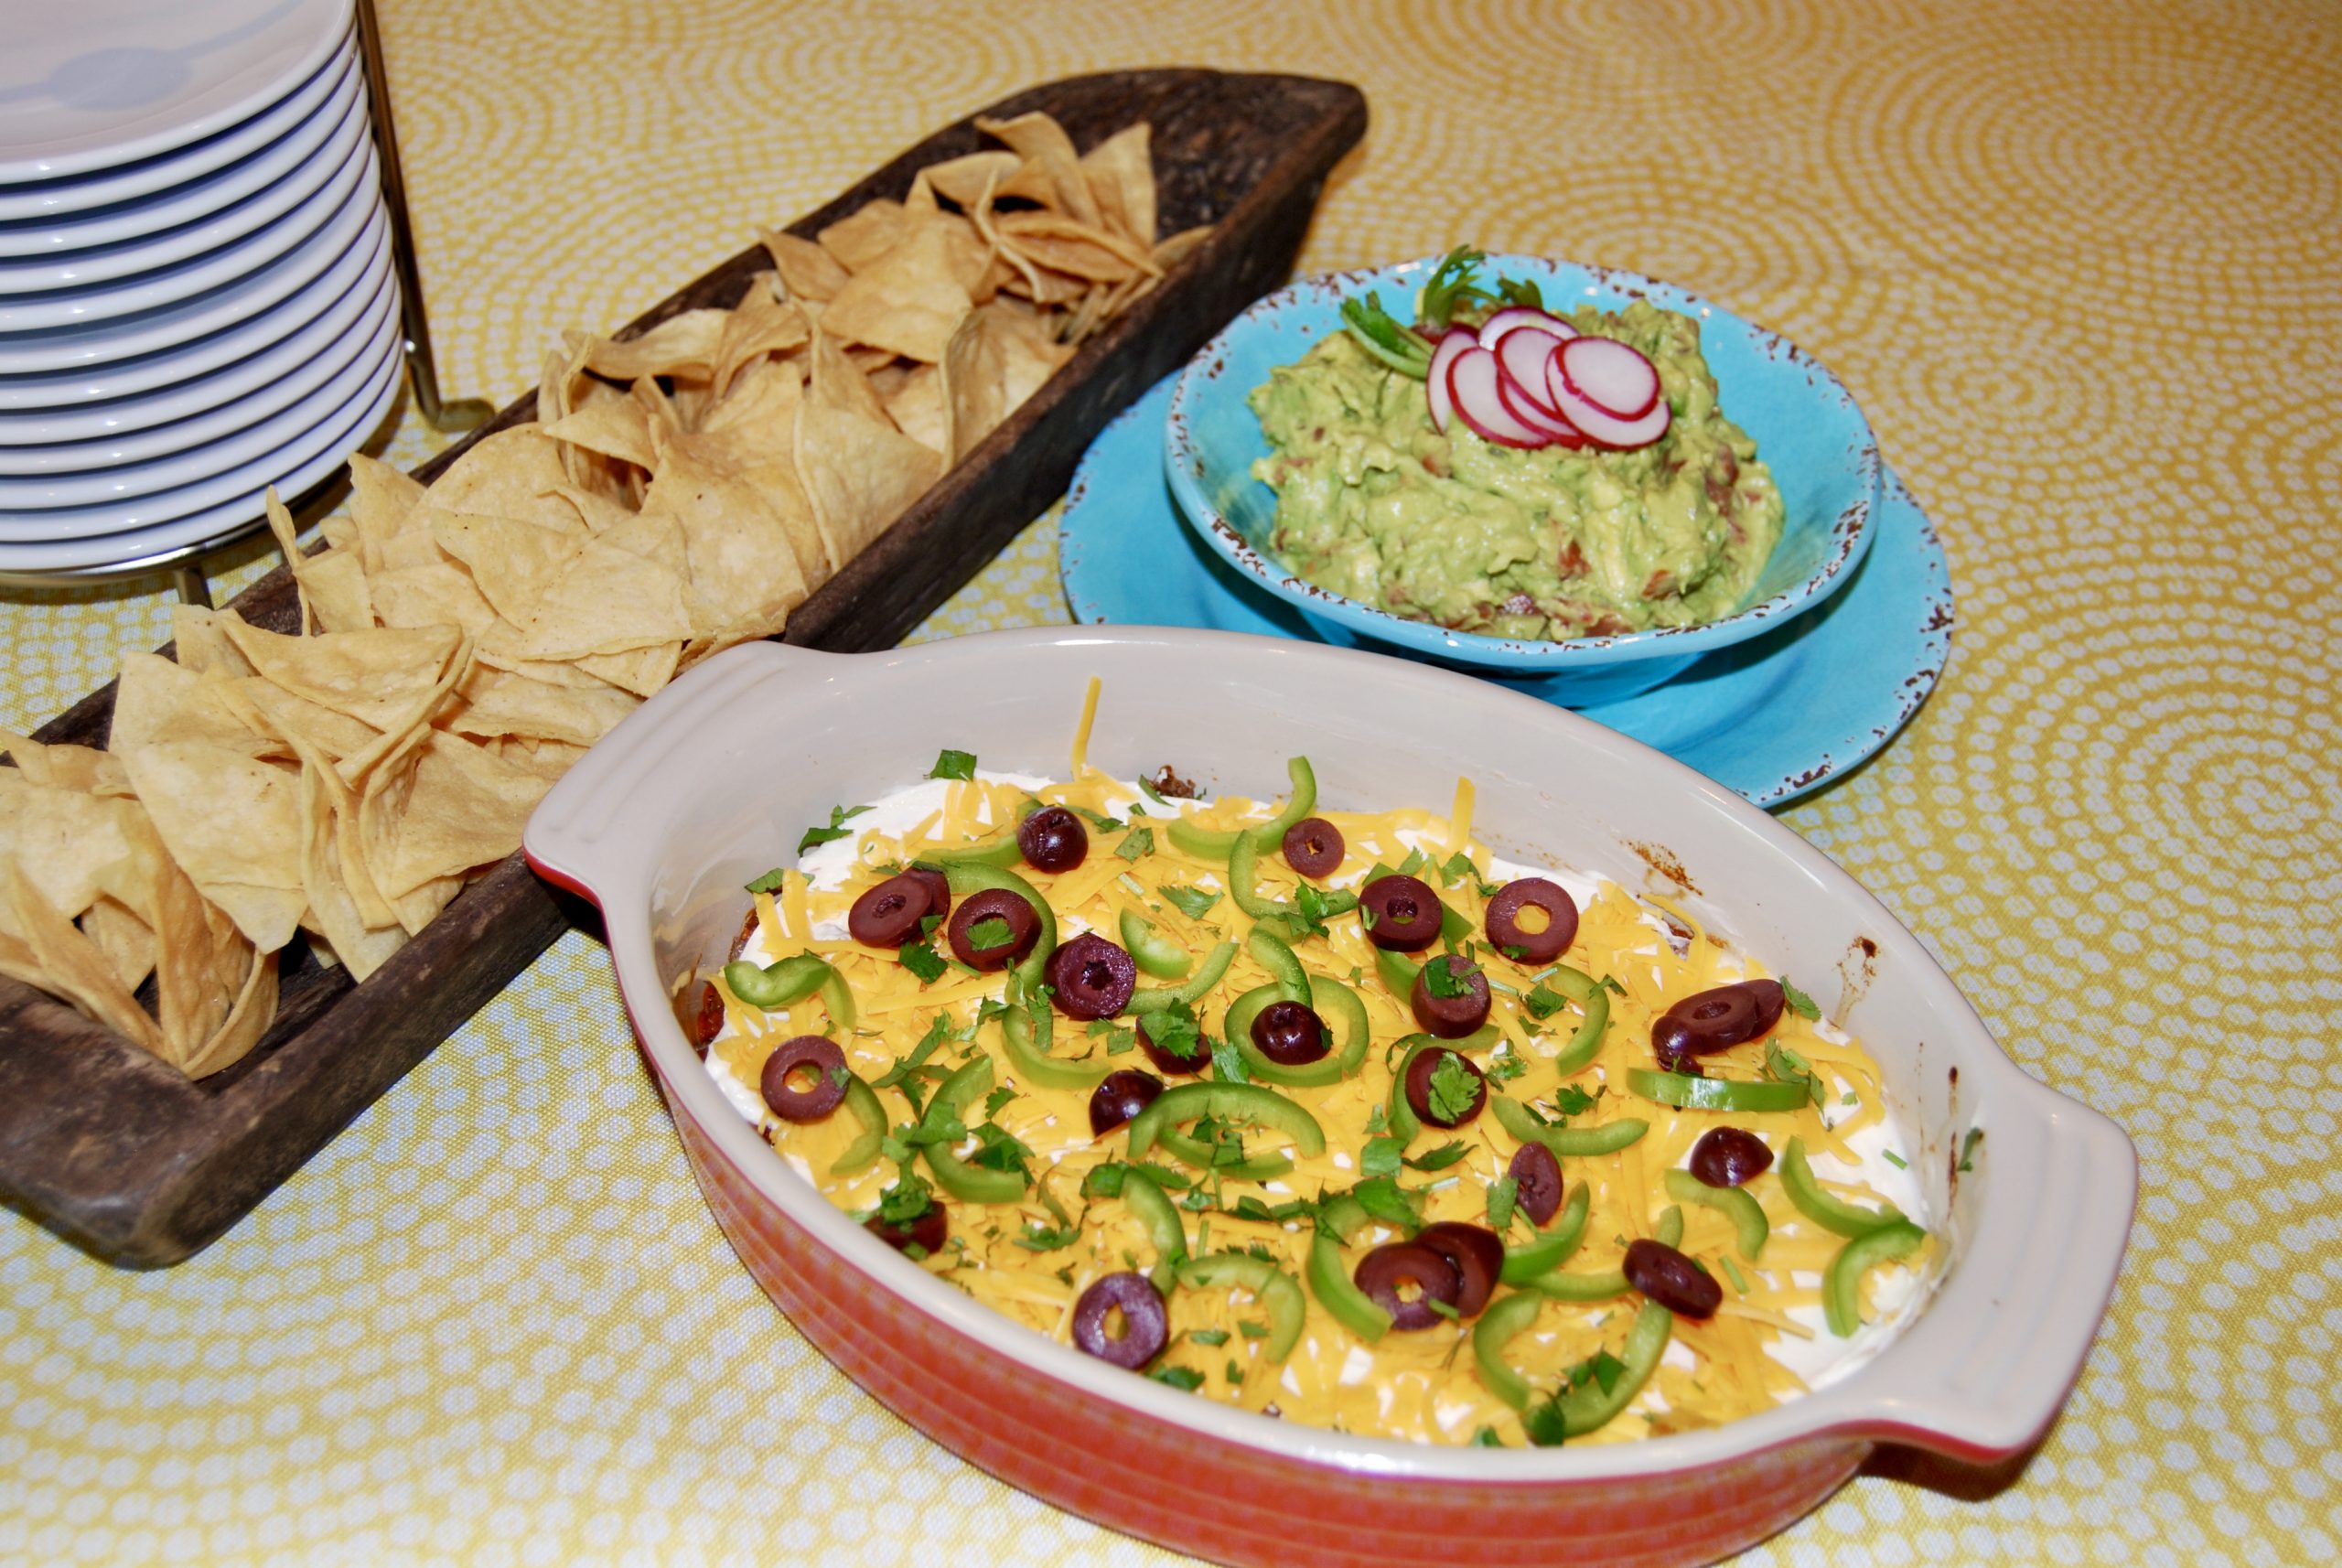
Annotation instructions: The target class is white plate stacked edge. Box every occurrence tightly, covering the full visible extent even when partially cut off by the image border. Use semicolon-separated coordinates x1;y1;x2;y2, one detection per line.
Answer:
0;0;395;577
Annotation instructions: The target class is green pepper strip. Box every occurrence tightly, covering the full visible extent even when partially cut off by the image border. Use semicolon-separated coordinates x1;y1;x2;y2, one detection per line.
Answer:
1225;830;1284;921
921;1057;1026;1204
829;1077;887;1177
1126;940;1236;1015
1823;1220;1928;1337
1308;1195;1395;1342
722;953;828;1010
1246;927;1310;1000
1627;1067;1812;1114
1526;1205;1683;1300
1541;967;1610;1077
1161;757;1317;862
1547;1301;1672;1438
1126;1081;1327;1176
941;862;1056;993
1490;1094;1649;1157
1471;1291;1544;1410
1119;909;1192;980
999;974;1111;1091
1374;947;1421;998
1227;973;1370;1088
1384;1035;1437;1144
919;835;1024;869
1663;1168;1769;1262
1781;1136;1910;1237
1499;1181;1591;1283
1177;1252;1307;1361
1119;1164;1189;1295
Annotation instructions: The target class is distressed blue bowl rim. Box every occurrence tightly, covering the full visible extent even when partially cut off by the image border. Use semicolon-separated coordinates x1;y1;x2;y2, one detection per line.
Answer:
1163;255;1882;672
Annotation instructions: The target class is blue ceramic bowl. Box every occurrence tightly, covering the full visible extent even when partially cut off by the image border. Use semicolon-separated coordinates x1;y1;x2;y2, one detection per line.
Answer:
1164;256;1881;705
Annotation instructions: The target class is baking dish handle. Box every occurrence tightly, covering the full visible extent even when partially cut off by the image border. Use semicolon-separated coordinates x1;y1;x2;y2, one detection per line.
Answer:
1831;1087;2136;1462
523;640;848;910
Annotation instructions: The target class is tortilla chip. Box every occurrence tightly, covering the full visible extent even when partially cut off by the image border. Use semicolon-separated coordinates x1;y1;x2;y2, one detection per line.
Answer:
513;508;695;660
794;401;944;570
940;311;1011;463
171;605;257;679
177;944;275;1079
974;298;1075;411
446;664;640;748
219;677;381;762
804;317;897;429
581;308;729;384
2;865;164;1054
818;221;974;364
112;743;305;951
427;507;590;628
220;617;464;733
78;894;155;993
712;279;809;399
361;731;553;901
295;754;407;983
368;556;503;639
0;731;133;797
817;199;908;273
994;210;1154;282
885;362;948;455
348;454;426;570
1079;123;1156;246
975;113;1103;229
541;397;658;474
758;227;851;303
0;776;154;930
113;651;274;757
641;440;814;639
573;641;682;699
424;427;579;531
920;150;1023;210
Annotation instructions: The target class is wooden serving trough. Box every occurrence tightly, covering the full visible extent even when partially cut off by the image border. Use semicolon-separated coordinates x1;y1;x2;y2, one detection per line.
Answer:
0;69;1368;1267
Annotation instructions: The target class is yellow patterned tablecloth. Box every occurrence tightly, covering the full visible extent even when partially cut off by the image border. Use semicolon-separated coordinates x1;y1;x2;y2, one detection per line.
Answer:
4;2;2339;1563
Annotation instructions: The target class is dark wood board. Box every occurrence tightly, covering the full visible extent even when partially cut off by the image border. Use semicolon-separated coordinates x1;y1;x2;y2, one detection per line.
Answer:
0;69;1368;1268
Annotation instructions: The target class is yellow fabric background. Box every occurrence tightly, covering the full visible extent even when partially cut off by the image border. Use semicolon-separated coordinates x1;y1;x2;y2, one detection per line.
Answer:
4;1;2339;1563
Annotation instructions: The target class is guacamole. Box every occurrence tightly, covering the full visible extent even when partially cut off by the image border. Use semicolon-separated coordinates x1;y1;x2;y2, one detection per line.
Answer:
1247;300;1784;639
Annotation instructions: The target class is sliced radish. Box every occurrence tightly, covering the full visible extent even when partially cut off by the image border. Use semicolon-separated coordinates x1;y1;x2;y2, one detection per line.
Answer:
1496;328;1571;415
1495;365;1586;446
1446;346;1549;448
1547;349;1671;448
1423;328;1475;434
1477;306;1577;351
1556;336;1660;420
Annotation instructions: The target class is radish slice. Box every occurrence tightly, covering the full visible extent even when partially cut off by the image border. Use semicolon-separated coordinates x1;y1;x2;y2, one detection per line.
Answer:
1496;328;1571;415
1424;328;1475;434
1547;350;1671;448
1496;365;1586;446
1477;306;1576;351
1446;347;1549;448
1556;336;1660;420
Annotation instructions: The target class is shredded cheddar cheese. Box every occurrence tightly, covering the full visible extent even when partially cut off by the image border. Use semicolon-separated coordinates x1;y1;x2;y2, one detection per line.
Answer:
709;757;1933;1447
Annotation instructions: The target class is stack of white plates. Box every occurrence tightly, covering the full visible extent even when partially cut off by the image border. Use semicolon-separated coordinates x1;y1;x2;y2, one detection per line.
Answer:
0;0;400;578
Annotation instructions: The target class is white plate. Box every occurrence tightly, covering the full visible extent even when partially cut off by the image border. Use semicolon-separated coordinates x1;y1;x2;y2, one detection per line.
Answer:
0;146;377;373
0;48;360;264
0;269;393;480
0;341;397;575
0;209;387;434
0;27;350;222
0;320;398;542
0;0;352;185
0;118;371;328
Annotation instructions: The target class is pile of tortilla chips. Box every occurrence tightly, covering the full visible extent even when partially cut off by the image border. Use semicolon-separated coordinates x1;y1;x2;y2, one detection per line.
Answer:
0;112;1200;1079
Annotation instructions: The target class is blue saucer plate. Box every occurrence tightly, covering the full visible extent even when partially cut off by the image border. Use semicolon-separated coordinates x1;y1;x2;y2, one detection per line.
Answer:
1059;373;1953;810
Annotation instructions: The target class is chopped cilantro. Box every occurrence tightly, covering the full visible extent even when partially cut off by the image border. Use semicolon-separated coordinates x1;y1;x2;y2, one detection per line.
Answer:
983;1084;1016;1118
795;802;871;856
1439;850;1477;887
1486;1044;1528;1083
1135;776;1172;809
1422;955;1477;999
1764;1040;1827;1108
969;1122;1035;1178
1403;1141;1470;1174
1159;885;1220;920
1425;1054;1480;1123
1597;973;1628;996
1209;1035;1247;1084
928;748;978;781
1348;1176;1419;1231
1144;999;1207;1062
1396;847;1426;877
1522;1397;1569;1447
1246;1241;1277;1262
1236;1320;1269;1339
743;866;788;895
899;940;948;984
1424;1296;1461;1322
1011;1220;1081;1252
1081;1164;1126;1199
1360;1137;1403;1179
1881;1148;1908;1169
1103;1026;1137;1056
1780;977;1821;1020
1486;1174;1520;1233
1116;826;1155;861
1719;1255;1749;1294
874;1168;934;1227
1523;982;1570;1020
1148;1366;1205;1391
1180;1187;1213;1213
1471;1426;1505;1448
1550;1084;1597;1119
1069;804;1124;832
963;915;1015;950
1226;1359;1245;1384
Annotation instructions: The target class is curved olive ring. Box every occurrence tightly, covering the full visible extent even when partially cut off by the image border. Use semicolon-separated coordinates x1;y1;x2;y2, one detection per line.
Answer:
1484;876;1579;965
947;887;1042;971
1353;1242;1462;1331
1071;1271;1169;1368
1018;805;1089;873
1047;932;1138;1020
1358;874;1442;951
1280;817;1345;877
847;873;932;948
759;1035;848;1122
1651;979;1786;1069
